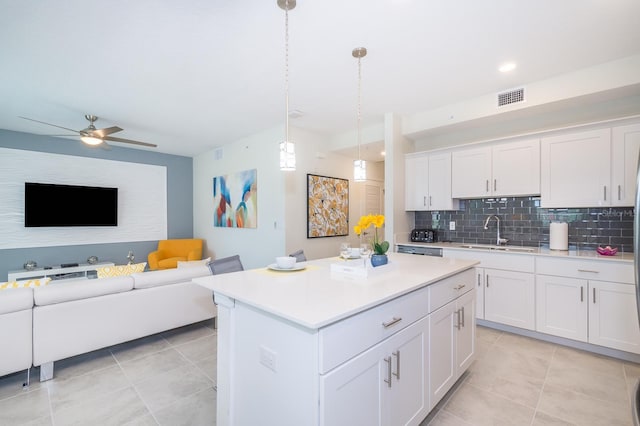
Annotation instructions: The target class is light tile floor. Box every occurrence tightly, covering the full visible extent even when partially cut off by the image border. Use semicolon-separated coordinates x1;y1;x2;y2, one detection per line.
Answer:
423;326;639;426
0;323;637;425
0;319;217;426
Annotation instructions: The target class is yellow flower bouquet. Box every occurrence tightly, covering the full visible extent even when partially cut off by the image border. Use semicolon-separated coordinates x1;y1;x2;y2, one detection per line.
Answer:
354;214;389;255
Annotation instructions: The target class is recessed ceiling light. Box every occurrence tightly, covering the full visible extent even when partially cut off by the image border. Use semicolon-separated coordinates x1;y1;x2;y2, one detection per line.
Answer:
499;62;517;73
381;150;386;157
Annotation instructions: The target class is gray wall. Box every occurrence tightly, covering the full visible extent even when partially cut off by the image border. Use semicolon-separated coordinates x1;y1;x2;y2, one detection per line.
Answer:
0;129;193;280
415;196;634;252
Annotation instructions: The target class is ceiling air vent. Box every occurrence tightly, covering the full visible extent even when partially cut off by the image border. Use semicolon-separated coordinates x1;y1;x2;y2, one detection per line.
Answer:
497;87;525;107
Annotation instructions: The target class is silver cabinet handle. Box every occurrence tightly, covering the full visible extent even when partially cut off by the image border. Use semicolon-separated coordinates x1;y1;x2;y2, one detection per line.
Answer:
429;195;432;206
618;185;622;201
604;186;607;201
382;317;402;328
578;269;600;274
384;356;392;388
454;284;466;290
423;196;426;206
486;275;489;288
392;350;400;380
494;179;497;192
477;273;481;287
455;309;461;330
461;306;465;327
580;286;584;302
593;288;596;304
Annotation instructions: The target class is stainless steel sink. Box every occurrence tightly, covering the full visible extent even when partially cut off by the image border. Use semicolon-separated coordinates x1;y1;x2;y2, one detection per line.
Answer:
460;244;537;253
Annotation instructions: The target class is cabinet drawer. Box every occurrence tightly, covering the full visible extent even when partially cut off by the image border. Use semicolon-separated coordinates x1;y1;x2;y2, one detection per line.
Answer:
428;268;474;313
536;257;633;284
319;284;430;374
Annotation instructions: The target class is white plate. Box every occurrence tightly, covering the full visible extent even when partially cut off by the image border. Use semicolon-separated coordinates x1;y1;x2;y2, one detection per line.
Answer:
267;263;306;272
340;254;361;259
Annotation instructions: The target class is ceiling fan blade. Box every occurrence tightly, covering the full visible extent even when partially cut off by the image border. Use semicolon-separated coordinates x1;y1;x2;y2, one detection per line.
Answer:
19;116;80;134
92;126;123;138
103;135;157;148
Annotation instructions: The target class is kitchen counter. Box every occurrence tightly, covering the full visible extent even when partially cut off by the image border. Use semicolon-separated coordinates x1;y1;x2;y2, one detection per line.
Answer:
396;240;633;263
193;252;478;329
194;253;478;426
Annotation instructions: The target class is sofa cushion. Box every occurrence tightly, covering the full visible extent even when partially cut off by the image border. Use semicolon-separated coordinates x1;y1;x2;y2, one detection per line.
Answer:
132;265;211;289
96;262;147;278
0;287;33;314
34;276;134;306
177;257;211;268
0;278;51;290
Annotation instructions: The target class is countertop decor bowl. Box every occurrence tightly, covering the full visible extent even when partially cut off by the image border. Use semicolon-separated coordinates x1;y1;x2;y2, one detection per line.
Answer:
596;246;618;256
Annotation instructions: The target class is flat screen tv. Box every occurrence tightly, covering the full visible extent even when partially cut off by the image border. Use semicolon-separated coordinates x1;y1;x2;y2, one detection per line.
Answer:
25;182;118;227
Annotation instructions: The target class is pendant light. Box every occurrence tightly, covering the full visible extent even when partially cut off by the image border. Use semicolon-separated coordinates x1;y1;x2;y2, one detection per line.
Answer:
353;47;367;182
278;0;296;171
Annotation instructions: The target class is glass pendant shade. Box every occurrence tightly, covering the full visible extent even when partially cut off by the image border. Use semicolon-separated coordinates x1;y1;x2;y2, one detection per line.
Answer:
280;141;296;171
354;159;366;181
81;136;103;146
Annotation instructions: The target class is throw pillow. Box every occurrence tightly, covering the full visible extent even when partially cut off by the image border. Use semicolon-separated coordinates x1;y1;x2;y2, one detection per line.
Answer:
177;257;211;268
0;277;51;290
96;262;147;278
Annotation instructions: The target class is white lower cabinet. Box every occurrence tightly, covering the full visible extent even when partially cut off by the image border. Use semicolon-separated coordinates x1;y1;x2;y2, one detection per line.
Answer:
320;317;429;426
442;249;535;330
428;289;475;410
535;257;640;354
484;269;535;330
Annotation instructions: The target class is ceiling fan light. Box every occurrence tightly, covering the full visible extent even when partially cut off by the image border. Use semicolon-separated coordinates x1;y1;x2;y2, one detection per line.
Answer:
81;135;103;146
280;141;296;171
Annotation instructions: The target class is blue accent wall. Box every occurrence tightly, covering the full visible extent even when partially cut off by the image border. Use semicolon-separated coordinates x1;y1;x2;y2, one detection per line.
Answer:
0;129;193;280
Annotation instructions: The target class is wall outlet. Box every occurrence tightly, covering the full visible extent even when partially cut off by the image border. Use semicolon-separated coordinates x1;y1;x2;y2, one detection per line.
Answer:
449;221;456;231
260;346;277;372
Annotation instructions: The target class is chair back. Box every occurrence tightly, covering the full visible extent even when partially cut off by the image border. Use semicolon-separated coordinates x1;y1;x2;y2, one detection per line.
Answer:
209;255;244;275
288;249;307;262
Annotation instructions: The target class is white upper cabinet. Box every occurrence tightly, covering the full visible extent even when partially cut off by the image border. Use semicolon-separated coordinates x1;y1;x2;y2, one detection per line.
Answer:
405;153;429;210
405;152;458;211
541;128;611;208
492;139;541;196
541;126;640;208
451;147;491;198
611;123;640;206
452;139;540;199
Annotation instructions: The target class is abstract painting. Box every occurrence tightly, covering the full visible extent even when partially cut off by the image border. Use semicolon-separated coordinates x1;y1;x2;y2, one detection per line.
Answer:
307;174;349;238
213;169;257;228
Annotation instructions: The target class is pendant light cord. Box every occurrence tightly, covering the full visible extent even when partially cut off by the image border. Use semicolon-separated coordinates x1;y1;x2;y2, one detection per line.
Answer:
357;55;362;162
284;0;290;143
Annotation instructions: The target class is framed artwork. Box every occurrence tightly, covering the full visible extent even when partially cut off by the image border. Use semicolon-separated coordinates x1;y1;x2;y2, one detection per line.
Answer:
307;174;349;238
213;169;257;228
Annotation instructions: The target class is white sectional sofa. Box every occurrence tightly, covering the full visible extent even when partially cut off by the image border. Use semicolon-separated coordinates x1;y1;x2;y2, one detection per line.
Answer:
0;288;34;381
1;265;215;382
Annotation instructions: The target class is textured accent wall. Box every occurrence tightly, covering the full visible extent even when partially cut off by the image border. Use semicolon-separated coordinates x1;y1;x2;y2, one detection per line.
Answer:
415;196;634;252
0;130;193;281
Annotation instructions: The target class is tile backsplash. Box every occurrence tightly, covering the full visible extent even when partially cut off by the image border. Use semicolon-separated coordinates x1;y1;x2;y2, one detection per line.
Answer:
414;197;634;252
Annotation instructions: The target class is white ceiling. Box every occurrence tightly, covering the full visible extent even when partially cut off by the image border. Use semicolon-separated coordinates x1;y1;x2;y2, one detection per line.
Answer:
1;0;639;158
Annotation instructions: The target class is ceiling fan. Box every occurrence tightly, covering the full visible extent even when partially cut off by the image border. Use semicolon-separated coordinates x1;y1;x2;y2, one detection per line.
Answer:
19;114;157;148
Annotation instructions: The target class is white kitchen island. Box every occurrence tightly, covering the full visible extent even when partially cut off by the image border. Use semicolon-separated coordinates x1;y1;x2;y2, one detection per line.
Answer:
193;253;478;426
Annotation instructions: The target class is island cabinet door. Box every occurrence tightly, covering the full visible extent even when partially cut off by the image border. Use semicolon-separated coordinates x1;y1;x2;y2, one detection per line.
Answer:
428;301;456;409
320;317;429;426
455;289;476;375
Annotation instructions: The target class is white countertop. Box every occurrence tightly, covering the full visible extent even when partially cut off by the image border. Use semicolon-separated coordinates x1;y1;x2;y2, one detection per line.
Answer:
395;241;634;263
192;253;478;330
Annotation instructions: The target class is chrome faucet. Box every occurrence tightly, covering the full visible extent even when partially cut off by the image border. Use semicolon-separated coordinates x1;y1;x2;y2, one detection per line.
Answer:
484;215;509;246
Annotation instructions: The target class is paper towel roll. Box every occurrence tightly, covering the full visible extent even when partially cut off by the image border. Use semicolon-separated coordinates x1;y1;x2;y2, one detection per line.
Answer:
550;222;568;251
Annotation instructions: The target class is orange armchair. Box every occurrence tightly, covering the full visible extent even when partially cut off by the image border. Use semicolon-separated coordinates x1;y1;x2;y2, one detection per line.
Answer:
148;239;203;270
